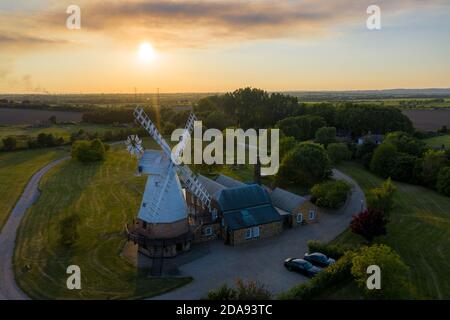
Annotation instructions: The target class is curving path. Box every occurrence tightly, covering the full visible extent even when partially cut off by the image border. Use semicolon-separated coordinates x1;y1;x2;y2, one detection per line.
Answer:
0;156;70;300
0;155;364;300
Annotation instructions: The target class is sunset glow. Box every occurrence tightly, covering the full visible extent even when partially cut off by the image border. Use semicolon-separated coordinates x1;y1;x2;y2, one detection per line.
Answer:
0;0;449;93
138;42;157;63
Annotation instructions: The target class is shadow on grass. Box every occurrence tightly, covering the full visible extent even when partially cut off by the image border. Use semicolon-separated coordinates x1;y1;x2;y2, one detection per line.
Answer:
14;158;102;299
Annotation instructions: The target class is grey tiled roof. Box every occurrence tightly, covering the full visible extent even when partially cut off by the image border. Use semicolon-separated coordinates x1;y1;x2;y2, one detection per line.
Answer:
197;175;226;200
270;188;307;214
215;174;246;188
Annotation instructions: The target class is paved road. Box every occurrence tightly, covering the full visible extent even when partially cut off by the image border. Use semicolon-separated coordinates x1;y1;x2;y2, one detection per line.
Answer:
0;157;70;300
153;169;365;300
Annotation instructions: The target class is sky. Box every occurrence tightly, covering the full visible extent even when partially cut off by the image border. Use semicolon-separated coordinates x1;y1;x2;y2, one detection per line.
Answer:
0;0;450;94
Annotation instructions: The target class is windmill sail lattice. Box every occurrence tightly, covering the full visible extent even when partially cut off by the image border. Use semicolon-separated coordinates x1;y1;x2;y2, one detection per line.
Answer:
133;107;212;218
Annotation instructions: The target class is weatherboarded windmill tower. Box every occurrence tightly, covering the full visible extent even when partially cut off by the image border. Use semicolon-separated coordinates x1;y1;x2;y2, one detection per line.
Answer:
126;107;213;273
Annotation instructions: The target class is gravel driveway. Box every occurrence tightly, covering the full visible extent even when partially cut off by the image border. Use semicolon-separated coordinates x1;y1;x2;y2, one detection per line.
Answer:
153;169;365;299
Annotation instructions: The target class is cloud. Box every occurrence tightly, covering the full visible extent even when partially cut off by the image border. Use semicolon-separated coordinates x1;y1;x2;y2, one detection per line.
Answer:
1;0;449;50
0;34;68;47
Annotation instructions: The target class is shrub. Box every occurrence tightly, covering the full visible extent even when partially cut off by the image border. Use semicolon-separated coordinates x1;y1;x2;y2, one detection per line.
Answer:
366;178;397;214
34;133;64;148
351;244;410;299
72;139;106;162
206;284;237;300
207;279;271;300
436;167;450;196
235;279;272;300
350;208;388;243
307;240;346;260
311;180;351;209
279;251;355;300
2;136;17;151
327;142;351;164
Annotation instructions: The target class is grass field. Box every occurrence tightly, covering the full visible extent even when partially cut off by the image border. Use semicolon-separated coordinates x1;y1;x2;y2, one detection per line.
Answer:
330;162;450;299
0;148;68;231
0;123;127;148
14;149;191;299
424;135;450;149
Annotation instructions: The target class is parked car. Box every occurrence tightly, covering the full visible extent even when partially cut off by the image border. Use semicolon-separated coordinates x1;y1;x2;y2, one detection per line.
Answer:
284;258;322;277
303;252;336;268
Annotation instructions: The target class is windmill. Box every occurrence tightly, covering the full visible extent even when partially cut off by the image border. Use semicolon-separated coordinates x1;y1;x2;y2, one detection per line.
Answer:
127;107;213;262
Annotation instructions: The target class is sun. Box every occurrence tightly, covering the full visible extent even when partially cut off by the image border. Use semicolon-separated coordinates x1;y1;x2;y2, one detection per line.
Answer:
138;42;157;63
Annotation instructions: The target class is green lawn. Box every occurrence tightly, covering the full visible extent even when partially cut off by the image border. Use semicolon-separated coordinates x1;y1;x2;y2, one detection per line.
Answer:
332;162;450;299
0;148;68;231
0;123;127;148
14;149;191;299
424;135;450;149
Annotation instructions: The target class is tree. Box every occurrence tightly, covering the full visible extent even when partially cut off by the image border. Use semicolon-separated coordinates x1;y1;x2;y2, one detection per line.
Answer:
276;142;331;187
276;115;326;141
388;152;417;183
72;139;106;162
195;87;302;129
37;132;56;148
311;180;351;209
384;131;425;156
279;136;298;161
350;208;388;242
49;115;57;124
420;150;449;187
327;142;351;164
315;127;336;146
355;140;377;159
335;104;414;136
204;111;234;131
370;143;397;177
351;244;410;299
437;125;448;134
2;136;17;151
366;178;397;213
436;167;450;196
162;122;177;135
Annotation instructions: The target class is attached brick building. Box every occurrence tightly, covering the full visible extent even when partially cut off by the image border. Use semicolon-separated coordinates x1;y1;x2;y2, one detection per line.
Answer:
217;185;283;245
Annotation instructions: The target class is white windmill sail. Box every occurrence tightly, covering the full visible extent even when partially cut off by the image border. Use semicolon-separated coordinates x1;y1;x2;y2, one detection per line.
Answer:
134;107;212;218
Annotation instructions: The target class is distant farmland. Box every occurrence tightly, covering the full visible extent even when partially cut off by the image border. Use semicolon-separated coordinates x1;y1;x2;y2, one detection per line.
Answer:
402;109;450;131
0;108;83;125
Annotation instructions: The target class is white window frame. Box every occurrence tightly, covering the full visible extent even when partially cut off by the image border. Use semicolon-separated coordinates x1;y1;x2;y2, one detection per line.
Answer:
204;226;213;236
252;226;260;238
309;210;316;220
211;209;218;220
296;213;303;224
245;228;252;239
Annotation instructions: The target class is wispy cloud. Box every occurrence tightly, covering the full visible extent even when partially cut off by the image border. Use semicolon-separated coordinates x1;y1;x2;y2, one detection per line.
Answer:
0;34;68;47
1;0;448;50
